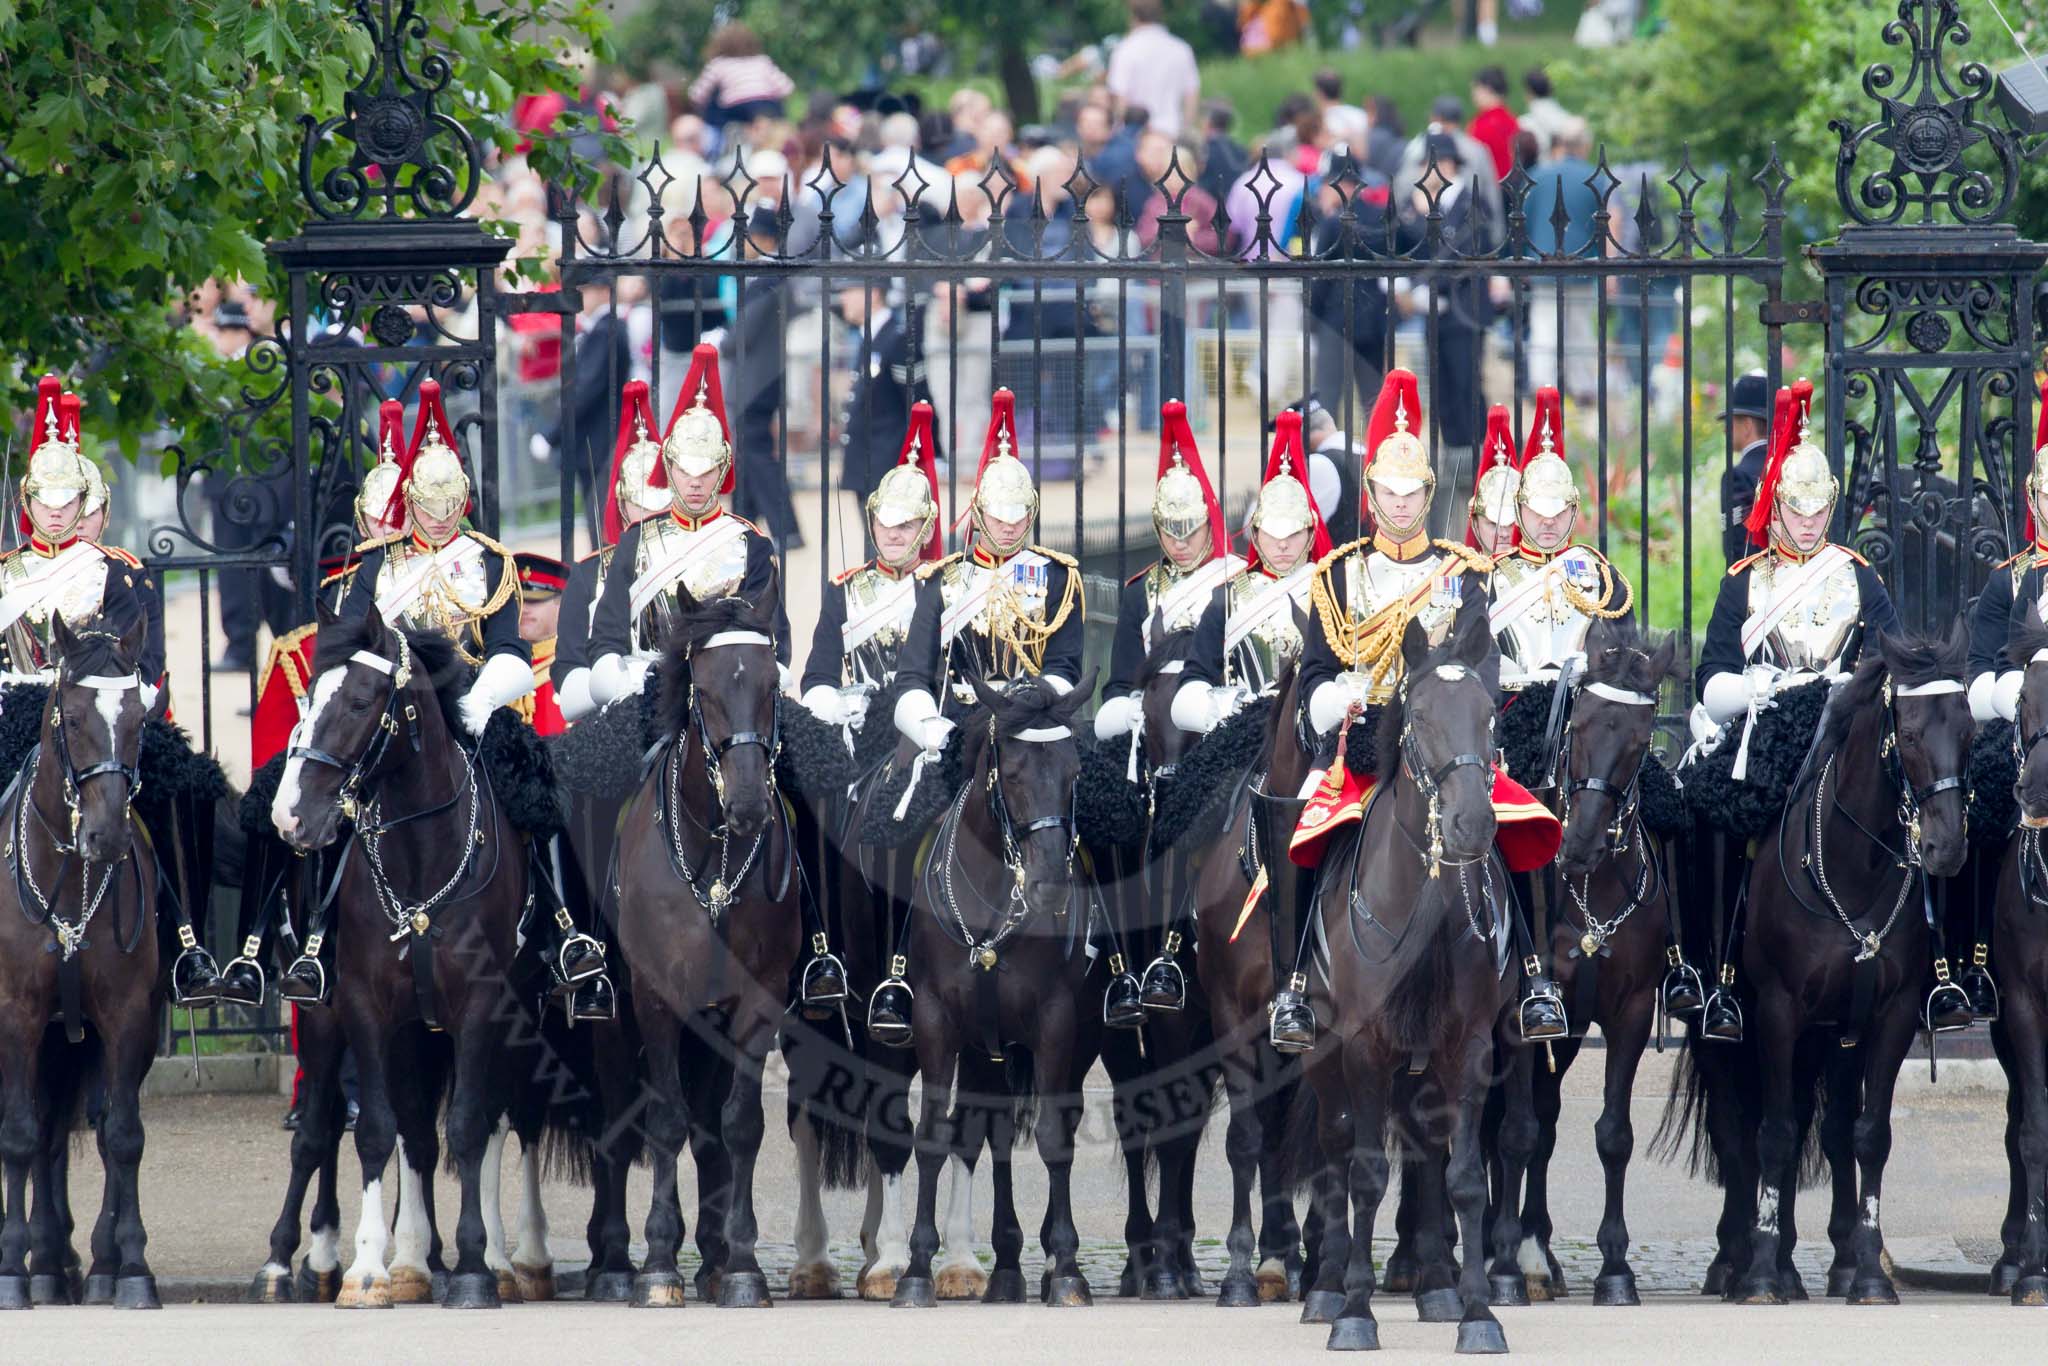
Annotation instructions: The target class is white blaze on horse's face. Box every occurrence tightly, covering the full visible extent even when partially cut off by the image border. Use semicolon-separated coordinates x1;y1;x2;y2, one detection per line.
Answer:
273;664;345;835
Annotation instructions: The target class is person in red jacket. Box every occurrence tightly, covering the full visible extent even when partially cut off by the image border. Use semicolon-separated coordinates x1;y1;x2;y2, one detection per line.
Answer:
1468;66;1522;181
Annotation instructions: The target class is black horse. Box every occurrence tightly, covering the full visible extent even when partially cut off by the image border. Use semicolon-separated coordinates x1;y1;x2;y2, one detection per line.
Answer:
1295;594;1517;1352
1721;625;1972;1305
891;673;1098;1308
1991;606;2048;1304
1485;614;1682;1307
0;616;165;1310
610;581;800;1308
270;605;531;1310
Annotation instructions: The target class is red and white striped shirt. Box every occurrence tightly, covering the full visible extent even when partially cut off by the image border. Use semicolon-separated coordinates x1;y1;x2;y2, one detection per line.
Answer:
689;55;794;112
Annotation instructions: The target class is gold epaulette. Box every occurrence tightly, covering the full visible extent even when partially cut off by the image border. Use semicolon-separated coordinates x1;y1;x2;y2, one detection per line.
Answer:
95;543;143;568
1728;550;1767;576
1031;545;1079;569
915;551;963;581
319;563;357;588
354;530;407;555
1838;544;1871;567
1315;535;1374;572
832;561;869;586
464;530;522;613
1429;538;1495;576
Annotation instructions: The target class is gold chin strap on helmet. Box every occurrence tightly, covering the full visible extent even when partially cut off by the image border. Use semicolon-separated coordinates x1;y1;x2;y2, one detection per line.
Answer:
1770;400;1838;555
662;383;733;508
23;406;88;521
868;468;938;572
973;427;1037;553
1152;445;1210;548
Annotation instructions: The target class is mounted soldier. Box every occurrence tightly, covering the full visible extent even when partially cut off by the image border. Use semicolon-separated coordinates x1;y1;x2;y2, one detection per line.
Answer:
799;400;943;1039
1092;399;1238;1020
68;394;168;698
1485;389;1641;1037
1684;378;1964;1037
1463;403;1519;559
220;399;412;1007
553;379;668;723
322;379;609;1016
1286;368;1560;1051
889;389;1098;1008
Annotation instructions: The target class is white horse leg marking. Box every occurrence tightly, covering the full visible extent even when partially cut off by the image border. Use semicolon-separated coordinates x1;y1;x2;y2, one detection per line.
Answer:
339;1176;389;1305
1861;1194;1880;1231
481;1123;515;1276
306;1222;341;1274
788;1120;840;1297
858;1170;912;1300
386;1138;433;1301
272;667;342;834
1757;1185;1780;1234
1519;1236;1550;1280
933;1155;987;1296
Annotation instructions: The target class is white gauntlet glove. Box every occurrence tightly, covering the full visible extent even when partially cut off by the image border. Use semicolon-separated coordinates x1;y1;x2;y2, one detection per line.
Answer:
801;684;846;725
1308;676;1368;735
558;667;595;722
1092;693;1142;742
1994;669;2026;723
460;652;536;736
1169;680;1218;735
1699;671;1749;725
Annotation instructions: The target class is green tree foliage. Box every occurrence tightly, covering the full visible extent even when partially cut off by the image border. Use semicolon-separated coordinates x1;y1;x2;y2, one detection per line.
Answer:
2;0;615;457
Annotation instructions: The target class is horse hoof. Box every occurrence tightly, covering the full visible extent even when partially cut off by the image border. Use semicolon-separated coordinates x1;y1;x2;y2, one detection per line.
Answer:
493;1269;522;1304
891;1275;937;1308
1381;1269;1416;1294
1782;1271;1810;1302
2010;1274;2048;1306
1142;1268;1181;1300
0;1276;31;1311
586;1270;635;1303
114;1275;161;1311
935;1262;988;1300
1327;1315;1380;1351
786;1261;839;1299
296;1262;340;1303
718;1271;772;1308
1488;1273;1529;1308
857;1264;904;1301
1415;1288;1462;1322
1524;1274;1553;1303
336;1273;392;1309
443;1271;501;1310
1301;1289;1345;1323
1990;1261;2022;1296
1734;1277;1784;1307
384;1266;431;1304
696;1270;720;1304
1257;1261;1293;1302
1456;1318;1509;1355
1044;1274;1092;1307
245;1268;296;1305
83;1272;116;1306
514;1264;557;1303
30;1272;75;1306
1700;1261;1734;1298
1848;1276;1898;1306
630;1272;687;1308
983;1268;1027;1304
1181;1266;1208;1299
1592;1273;1639;1307
1217;1275;1260;1308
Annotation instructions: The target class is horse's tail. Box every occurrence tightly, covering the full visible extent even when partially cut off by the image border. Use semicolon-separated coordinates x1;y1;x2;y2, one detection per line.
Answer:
780;1011;868;1192
1273;1068;1322;1197
950;1049;1037;1154
532;1005;601;1186
1649;1026;1719;1183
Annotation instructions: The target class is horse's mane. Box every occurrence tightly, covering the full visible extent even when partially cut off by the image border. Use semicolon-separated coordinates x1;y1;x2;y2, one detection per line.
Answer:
1817;630;1962;754
313;611;467;737
654;591;780;737
1583;613;1679;699
1140;618;1195;681
2008;608;2048;671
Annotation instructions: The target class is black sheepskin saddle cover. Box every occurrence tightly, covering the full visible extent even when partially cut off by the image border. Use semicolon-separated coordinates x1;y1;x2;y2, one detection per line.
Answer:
0;683;228;837
1682;679;1828;840
1497;681;1559;790
1969;718;2016;851
542;687;856;809
1150;695;1275;853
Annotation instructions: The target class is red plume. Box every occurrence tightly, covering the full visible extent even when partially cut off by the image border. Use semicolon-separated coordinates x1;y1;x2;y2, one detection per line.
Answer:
27;374;63;455
1158;400;1228;563
2028;376;2048;546
385;379;466;525
651;342;733;493
1466;404;1516;549
893;400;944;562
375;399;406;465
57;392;82;444
1360;367;1424;524
1522;386;1563;469
1247;408;1331;570
952;388;1020;533
602;380;661;546
1744;382;1806;549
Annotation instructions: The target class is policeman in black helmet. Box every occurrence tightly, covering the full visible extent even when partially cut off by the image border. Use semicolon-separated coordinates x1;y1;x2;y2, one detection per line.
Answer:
1717;370;1773;564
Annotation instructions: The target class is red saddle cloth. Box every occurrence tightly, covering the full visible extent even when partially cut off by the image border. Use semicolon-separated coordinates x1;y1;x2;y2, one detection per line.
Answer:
1287;755;1561;873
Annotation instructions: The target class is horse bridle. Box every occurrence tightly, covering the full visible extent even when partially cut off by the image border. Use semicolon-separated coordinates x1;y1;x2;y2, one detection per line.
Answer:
1395;664;1495;879
48;662;145;843
284;638;420;824
664;629;786;918
1561;679;1658;858
986;720;1081;902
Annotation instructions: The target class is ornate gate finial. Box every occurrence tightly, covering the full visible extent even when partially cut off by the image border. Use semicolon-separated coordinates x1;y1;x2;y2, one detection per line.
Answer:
297;0;482;221
1828;0;2024;227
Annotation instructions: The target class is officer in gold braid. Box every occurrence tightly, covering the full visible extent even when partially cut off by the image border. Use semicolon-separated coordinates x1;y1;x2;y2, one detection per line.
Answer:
1288;370;1494;1049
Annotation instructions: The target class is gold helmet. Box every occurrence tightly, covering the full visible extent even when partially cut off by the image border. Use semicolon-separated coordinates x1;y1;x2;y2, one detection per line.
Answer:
658;343;733;491
1250;409;1328;564
1153;401;1222;552
604;380;666;546
54;392;108;522
1468;404;1519;527
22;374;89;513
1775;379;1836;517
1363;369;1434;498
359;398;407;532
1516;386;1579;519
618;417;664;511
400;380;468;526
869;402;941;569
967;390;1037;545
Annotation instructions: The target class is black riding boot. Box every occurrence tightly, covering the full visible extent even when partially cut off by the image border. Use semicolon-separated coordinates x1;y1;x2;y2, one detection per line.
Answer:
800;932;850;1017
1702;964;1744;1042
1661;945;1706;1019
1960;942;1999;1021
171;927;224;1008
1140;929;1189;1012
1103;952;1146;1030
1512;876;1566;1041
1257;792;1315;1054
868;950;915;1049
1925;958;1974;1034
